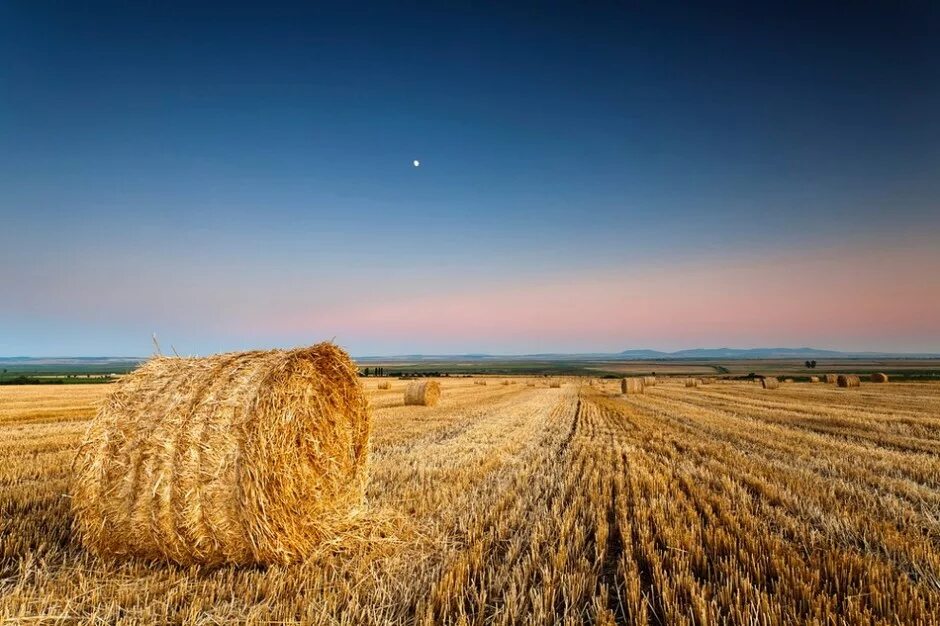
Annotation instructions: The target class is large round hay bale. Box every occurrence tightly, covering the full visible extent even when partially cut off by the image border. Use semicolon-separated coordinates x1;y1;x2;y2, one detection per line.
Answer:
72;343;370;565
549;381;561;388
837;374;861;388
809;376;820;383
685;378;700;388
404;380;441;406
377;380;391;390
621;378;644;394
643;376;656;386
824;374;838;384
762;377;780;389
870;372;889;383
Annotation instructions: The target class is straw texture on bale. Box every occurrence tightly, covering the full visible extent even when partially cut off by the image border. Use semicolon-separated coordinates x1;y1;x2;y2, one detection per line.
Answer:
809;376;820;383
72;342;370;566
643;376;656;386
621;378;644;394
870;372;889;383
404;380;441;406
838;375;861;388
762;377;780;389
376;380;391;390
825;374;838;384
685;378;700;388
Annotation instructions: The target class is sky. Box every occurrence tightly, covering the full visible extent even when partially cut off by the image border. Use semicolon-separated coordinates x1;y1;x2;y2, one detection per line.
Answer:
2;1;939;356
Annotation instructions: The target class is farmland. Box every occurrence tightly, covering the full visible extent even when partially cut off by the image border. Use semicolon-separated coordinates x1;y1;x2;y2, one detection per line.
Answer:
2;378;939;624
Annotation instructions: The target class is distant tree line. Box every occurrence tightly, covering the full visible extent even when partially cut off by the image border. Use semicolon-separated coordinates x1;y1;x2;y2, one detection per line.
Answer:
358;367;452;378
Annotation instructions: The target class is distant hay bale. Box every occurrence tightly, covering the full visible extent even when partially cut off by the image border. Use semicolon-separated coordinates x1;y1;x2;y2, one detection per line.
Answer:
643;376;656;386
526;382;535;387
784;378;794;383
870;372;889;383
809;376;820;383
837;375;860;388
685;378;700;388
762;377;780;389
824;374;838;384
501;380;510;386
474;380;487;386
549;381;561;388
71;343;370;566
404;380;441;406
376;380;390;390
621;378;644;394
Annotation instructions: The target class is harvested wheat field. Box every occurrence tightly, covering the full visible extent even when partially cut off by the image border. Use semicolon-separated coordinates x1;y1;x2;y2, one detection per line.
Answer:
2;377;940;624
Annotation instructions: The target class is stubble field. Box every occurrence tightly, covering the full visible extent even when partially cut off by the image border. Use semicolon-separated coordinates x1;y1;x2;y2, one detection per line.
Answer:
1;377;939;624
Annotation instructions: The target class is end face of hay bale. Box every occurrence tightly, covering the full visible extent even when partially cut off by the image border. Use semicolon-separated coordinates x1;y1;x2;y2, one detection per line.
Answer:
404;380;441;406
72;342;370;566
837;374;861;388
870;372;889;383
762;377;780;389
621;378;644;394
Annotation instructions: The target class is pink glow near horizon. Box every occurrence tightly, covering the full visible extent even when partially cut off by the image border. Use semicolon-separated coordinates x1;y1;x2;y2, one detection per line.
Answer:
248;244;940;352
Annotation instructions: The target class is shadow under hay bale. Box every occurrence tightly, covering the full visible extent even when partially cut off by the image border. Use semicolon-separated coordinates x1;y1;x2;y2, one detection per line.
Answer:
621;378;644;394
838;375;861;388
404;380;441;406
72;342;370;566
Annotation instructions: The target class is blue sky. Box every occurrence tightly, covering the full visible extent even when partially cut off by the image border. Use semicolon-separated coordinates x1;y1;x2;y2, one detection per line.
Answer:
2;2;938;356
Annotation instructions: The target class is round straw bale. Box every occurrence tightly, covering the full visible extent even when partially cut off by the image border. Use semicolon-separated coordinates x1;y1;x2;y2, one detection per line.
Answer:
549;381;561;388
784;378;794;383
824;374;838;384
809;376;820;383
621;378;644;394
838;374;861;388
72;343;370;565
762;377;780;389
377;380;391;390
404;380;441;406
643;376;656;386
870;372;889;383
685;378;700;388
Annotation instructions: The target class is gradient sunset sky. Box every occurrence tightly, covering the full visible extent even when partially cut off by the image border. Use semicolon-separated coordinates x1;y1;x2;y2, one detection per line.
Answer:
2;2;939;356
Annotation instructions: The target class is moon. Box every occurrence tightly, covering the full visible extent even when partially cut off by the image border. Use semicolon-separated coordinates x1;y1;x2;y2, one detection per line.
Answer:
413;160;420;167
